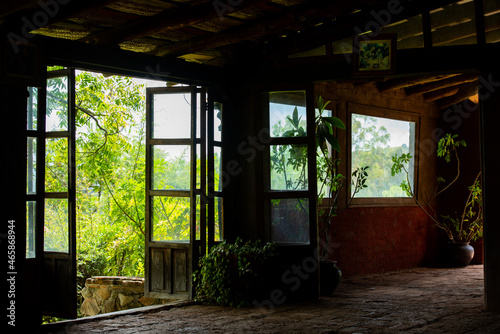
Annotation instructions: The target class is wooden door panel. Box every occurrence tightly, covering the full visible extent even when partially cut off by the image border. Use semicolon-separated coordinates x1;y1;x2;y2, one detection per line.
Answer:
174;250;188;293
42;253;76;318
149;246;189;297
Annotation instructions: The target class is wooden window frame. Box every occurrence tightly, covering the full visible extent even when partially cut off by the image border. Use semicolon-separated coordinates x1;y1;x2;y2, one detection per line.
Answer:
348;102;420;207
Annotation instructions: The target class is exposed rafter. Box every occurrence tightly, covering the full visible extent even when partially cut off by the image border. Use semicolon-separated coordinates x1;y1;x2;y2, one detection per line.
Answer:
423;85;461;101
149;0;356;58
435;81;478;109
377;74;458;93
81;0;271;46
405;73;477;95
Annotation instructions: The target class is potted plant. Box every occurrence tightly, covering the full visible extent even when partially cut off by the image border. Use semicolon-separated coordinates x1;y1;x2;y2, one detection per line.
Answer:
315;96;369;295
391;133;482;267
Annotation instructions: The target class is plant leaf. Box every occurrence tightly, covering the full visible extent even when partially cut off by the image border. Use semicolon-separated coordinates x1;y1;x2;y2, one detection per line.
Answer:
322;116;345;130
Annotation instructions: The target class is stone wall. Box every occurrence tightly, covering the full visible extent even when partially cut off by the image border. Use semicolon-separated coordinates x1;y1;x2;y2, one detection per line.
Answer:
80;276;169;317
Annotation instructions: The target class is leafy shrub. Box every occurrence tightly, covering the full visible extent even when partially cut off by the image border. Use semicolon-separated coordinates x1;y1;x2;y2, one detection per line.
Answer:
193;239;276;307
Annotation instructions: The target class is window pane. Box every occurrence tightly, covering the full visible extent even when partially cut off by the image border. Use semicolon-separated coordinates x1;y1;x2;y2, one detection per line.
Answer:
431;1;477;46
45;198;69;252
269;91;307;138
196;195;201;240
26;201;36;258
27;137;37;194
196;144;201;189
27;87;38;130
316;109;331;198
270;145;308;191
351;114;415;197
214;102;222;142
46;76;68;132
45;138;68;192
213;146;222;192
484;0;500;44
152;145;190;190
271;198;309;244
152;196;190;241
215;197;223;241
152;93;191;139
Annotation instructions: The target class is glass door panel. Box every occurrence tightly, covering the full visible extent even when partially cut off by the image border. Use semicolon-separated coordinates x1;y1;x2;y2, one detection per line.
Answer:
152;145;191;190
44;198;69;252
46;76;69;132
152;93;191;139
152;196;191;242
45;137;68;192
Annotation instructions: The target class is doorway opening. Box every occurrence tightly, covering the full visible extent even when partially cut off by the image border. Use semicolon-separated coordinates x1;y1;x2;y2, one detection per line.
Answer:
40;68;215;323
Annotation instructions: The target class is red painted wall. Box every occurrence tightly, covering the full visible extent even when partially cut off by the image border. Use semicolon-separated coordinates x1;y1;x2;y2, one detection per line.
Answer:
323;206;440;277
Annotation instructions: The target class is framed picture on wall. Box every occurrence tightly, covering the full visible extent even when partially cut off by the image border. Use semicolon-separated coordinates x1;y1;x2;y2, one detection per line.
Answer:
353;34;396;76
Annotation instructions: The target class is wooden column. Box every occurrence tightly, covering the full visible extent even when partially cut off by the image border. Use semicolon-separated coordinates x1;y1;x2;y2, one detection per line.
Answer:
481;71;500;312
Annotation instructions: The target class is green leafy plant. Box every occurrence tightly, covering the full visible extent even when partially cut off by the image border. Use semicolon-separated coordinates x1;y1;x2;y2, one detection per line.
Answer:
391;133;482;243
193;239;276;307
270;95;369;259
316;96;369;260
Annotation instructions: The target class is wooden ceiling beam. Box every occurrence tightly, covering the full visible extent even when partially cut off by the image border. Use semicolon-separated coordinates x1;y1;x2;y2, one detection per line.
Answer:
405;73;477;95
377;74;458;93
82;0;271;46
150;0;355;58
423;85;461;101
435;81;478;109
230;0;460;66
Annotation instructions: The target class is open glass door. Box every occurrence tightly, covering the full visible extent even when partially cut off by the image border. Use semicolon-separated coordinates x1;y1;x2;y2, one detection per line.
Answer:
145;86;200;299
40;68;77;318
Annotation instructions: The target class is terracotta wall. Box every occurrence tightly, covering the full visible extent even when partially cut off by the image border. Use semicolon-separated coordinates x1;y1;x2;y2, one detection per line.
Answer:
332;206;439;277
314;82;443;277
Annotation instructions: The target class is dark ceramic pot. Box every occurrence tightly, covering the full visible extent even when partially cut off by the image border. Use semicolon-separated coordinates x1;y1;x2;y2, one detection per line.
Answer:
447;242;475;267
320;261;342;296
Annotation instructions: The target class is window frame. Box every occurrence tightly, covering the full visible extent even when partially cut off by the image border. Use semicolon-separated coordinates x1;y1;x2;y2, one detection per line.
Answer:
260;86;318;245
347;102;420;207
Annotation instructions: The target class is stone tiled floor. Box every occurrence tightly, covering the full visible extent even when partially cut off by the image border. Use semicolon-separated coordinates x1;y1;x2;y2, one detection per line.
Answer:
40;265;500;333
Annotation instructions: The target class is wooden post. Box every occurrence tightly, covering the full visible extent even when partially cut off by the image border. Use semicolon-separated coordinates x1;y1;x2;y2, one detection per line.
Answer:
480;71;500;312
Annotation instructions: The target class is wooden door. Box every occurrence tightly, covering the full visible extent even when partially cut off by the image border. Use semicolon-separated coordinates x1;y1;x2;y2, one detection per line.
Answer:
145;86;200;299
40;68;77;318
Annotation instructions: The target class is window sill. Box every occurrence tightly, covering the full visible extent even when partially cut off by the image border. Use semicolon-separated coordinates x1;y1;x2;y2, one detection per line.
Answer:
349;197;418;207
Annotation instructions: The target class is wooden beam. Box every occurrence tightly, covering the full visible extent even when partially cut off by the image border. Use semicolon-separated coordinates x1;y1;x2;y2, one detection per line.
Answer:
82;0;271;46
150;0;356;57
230;0;459;67
423;85;461;101
405;73;477;95
37;35;223;86
377;74;458;92
435;81;478;109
